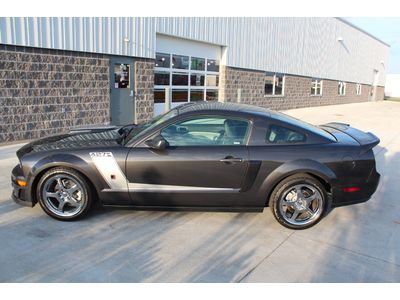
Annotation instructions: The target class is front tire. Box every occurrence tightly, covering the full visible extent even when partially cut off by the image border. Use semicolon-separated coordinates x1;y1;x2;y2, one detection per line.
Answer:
37;167;93;221
269;174;328;229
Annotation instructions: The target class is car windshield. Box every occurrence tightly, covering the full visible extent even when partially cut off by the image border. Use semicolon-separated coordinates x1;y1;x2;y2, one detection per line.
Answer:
123;109;178;144
271;111;336;141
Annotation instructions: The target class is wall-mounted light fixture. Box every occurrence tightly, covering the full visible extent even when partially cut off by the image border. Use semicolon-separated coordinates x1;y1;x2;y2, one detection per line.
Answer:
337;37;344;42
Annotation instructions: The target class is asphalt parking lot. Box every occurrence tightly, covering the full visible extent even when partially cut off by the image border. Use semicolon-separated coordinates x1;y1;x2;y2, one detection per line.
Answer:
0;101;399;282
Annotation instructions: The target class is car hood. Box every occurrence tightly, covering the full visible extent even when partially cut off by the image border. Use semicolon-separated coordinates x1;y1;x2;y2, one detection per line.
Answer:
16;127;123;159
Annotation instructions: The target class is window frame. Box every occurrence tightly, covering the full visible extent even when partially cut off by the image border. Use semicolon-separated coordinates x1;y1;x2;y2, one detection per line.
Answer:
154;53;219;104
310;78;323;96
356;83;362;96
264;72;285;97
338;81;346;96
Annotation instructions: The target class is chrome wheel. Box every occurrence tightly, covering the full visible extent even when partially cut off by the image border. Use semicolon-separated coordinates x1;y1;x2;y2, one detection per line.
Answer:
42;174;86;217
278;183;324;226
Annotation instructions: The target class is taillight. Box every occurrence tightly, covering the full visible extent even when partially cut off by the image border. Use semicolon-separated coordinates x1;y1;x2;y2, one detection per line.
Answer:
342;187;360;193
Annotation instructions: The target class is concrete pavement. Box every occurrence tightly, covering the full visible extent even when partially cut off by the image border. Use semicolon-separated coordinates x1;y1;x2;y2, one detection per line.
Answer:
0;101;399;282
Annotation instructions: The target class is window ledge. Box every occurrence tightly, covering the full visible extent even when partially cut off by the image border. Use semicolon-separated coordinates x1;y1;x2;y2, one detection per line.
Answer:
264;94;285;98
310;94;323;97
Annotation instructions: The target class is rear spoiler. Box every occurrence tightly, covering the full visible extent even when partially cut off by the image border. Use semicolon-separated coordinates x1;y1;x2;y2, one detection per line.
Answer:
322;122;380;152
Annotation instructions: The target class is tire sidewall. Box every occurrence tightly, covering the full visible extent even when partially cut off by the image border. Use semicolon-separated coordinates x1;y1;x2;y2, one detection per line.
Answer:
37;168;92;221
270;175;328;230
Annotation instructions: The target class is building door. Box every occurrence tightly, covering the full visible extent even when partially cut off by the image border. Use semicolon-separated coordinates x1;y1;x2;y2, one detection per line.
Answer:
110;57;135;125
369;69;379;102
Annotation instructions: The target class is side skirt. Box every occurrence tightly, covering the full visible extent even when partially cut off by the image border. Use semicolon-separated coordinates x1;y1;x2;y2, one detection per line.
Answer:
101;205;264;213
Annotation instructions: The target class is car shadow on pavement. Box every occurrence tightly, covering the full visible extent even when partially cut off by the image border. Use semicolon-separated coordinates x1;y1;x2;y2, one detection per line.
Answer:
0;205;290;282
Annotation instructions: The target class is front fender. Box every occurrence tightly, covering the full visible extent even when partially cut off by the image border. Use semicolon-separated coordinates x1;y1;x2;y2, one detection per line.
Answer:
258;159;337;206
26;153;107;204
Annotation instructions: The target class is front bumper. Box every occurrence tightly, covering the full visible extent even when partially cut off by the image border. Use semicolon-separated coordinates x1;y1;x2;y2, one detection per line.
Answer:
11;165;34;207
332;169;381;207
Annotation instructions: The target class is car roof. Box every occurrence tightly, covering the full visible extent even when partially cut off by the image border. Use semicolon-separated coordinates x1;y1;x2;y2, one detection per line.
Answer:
176;101;272;117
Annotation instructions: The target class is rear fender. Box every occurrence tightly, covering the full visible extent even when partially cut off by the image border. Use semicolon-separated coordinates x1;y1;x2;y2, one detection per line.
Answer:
258;159;337;206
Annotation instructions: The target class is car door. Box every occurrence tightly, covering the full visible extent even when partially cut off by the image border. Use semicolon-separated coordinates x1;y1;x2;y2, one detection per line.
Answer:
125;114;251;207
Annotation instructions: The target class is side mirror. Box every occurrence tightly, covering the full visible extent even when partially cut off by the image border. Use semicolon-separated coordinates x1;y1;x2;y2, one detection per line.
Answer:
145;135;169;150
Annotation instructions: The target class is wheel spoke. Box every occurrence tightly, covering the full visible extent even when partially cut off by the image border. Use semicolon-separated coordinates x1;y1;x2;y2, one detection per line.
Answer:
290;210;300;221
66;184;79;194
56;177;65;189
58;199;66;212
306;208;314;217
283;200;294;208
45;192;59;200
293;185;303;200
67;197;80;207
304;193;316;204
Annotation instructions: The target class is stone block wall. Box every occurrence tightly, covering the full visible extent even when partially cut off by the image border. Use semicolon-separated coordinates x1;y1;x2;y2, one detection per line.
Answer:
0;44;110;143
376;86;385;102
219;66;383;110
135;60;155;124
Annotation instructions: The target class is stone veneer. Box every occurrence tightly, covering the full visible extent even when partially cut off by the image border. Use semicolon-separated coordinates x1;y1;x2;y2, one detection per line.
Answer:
219;66;384;110
0;45;385;143
134;60;155;124
0;44;110;143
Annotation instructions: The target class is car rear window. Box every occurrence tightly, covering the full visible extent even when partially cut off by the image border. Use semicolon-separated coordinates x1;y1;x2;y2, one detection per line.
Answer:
270;111;336;141
266;124;306;144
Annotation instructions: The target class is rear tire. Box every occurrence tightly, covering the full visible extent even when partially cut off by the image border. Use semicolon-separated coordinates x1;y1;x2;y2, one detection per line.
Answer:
269;174;328;229
37;167;93;221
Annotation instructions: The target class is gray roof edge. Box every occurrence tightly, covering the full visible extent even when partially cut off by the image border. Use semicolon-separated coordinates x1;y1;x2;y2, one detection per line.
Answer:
336;17;391;47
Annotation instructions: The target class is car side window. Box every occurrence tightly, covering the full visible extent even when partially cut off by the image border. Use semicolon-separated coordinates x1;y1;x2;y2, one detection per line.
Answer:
161;116;250;146
266;124;306;144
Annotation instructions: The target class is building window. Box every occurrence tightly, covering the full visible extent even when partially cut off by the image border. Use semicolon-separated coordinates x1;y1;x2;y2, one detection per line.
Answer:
154;89;166;104
154;52;220;113
114;64;130;88
190;90;204;101
172;73;189;86
356;83;362;95
191;57;205;71
311;79;323;96
338;81;346;96
155;53;170;68
190;74;205;86
207;59;219;72
154;71;170;85
172;90;188;102
172;54;189;70
206;74;219;87
206;90;218;101
265;72;284;96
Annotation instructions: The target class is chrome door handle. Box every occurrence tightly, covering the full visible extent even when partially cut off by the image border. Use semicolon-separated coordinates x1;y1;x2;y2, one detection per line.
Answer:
220;157;243;163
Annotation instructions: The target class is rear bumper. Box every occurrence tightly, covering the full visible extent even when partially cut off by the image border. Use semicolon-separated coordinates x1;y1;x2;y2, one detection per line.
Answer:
11;165;34;207
332;169;380;207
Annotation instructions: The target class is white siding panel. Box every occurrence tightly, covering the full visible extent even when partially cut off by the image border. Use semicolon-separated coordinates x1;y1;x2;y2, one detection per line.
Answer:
0;17;389;85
